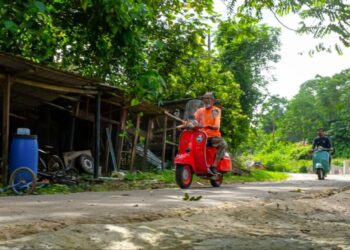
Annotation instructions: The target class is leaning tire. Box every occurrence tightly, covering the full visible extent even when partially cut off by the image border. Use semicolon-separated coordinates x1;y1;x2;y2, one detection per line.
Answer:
9;167;36;195
76;154;94;174
176;165;193;189
210;174;223;187
317;169;324;180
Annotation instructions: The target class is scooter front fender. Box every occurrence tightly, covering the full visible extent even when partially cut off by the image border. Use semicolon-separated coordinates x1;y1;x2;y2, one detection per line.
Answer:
174;153;195;169
315;163;323;169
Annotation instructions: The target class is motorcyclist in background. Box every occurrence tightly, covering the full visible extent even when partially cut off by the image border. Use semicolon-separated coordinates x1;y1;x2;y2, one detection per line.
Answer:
312;128;334;165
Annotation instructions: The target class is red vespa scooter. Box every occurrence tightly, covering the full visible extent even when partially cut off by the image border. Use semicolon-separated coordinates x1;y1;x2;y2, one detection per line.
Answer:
174;101;232;189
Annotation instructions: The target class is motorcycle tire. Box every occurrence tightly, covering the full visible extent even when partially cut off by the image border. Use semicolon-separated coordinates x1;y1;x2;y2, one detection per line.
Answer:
210;174;223;187
77;154;94;174
176;164;193;189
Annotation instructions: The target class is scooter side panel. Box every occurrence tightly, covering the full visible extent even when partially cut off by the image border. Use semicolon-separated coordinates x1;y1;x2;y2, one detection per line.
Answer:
217;155;232;172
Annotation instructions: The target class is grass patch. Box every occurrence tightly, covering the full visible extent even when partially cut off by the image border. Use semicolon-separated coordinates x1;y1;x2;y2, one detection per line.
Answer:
224;169;289;183
0;169;288;196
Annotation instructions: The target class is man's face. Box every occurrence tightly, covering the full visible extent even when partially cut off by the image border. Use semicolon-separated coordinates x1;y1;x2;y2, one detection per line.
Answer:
203;96;214;109
318;129;324;137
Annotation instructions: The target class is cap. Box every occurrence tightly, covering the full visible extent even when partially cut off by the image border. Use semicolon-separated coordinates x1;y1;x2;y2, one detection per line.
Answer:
202;92;215;100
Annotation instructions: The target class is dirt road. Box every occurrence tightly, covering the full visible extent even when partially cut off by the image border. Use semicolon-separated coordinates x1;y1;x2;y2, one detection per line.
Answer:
1;174;350;249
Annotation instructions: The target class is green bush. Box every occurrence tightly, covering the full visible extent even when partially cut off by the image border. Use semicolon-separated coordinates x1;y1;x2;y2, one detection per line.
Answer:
332;158;347;166
252;143;313;173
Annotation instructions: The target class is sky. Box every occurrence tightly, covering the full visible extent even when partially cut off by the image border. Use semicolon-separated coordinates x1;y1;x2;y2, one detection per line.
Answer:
214;0;350;99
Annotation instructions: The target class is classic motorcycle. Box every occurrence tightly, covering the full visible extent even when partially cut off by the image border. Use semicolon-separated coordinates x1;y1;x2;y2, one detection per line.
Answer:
174;100;232;189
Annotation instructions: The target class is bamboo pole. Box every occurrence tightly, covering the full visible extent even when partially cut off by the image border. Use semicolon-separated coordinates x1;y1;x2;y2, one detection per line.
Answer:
116;109;127;171
142;117;153;171
162;116;168;169
130;113;141;172
172;119;177;160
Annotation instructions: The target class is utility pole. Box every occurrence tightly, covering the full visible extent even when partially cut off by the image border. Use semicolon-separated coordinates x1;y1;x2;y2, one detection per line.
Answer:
207;31;211;72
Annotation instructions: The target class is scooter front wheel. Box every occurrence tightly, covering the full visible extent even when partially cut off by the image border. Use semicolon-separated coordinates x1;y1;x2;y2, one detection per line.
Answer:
210;174;223;187
176;165;193;189
317;168;325;180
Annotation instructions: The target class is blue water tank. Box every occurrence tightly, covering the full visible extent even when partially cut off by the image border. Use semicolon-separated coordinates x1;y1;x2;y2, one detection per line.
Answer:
9;134;38;178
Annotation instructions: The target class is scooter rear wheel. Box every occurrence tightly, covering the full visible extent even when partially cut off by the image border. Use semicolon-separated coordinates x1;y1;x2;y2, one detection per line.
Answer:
176;165;193;189
210;174;223;187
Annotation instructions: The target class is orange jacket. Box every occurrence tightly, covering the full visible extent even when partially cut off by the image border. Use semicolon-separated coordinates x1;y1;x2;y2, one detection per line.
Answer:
194;106;221;137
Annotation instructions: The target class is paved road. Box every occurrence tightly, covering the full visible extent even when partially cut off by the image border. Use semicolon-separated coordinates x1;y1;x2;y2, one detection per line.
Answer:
1;174;350;249
1;174;350;225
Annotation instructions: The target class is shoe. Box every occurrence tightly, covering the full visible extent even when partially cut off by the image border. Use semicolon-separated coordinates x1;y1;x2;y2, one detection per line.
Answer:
208;166;218;176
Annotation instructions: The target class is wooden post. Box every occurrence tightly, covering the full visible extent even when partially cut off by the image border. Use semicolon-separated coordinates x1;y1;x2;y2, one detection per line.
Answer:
94;92;101;179
116;108;127;171
130;113;141;172
162;116;168;170
142;117;153;171
103;124;112;174
69;116;76;151
172;119;177;161
2;74;11;185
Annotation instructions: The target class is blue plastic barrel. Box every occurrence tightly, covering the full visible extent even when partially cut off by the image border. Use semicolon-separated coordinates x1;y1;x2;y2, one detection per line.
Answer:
9;134;38;179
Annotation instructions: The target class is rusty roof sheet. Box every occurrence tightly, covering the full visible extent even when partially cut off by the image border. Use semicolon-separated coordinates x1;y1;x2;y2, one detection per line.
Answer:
0;52;166;116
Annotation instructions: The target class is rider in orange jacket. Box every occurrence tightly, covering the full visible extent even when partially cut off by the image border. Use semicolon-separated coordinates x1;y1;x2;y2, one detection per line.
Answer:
194;92;227;175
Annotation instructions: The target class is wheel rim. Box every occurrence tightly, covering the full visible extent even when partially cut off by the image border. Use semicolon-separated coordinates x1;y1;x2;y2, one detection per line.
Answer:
182;165;191;185
83;159;93;169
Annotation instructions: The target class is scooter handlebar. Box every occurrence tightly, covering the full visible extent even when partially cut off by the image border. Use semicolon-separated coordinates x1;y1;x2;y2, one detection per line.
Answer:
312;148;333;152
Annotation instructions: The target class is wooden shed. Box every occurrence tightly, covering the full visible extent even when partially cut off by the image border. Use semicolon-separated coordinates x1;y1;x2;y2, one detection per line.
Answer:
0;52;182;185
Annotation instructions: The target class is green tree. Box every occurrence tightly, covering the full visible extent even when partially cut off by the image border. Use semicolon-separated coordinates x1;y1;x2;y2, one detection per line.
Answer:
0;0;215;101
226;0;350;53
278;69;350;156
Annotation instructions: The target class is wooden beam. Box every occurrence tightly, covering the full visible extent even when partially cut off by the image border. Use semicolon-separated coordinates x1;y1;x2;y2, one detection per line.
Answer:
152;127;176;134
2;74;11;185
166;140;178;146
0;73;98;95
75;113;120;125
162;116;168;170
164;110;183;123
44;101;73;113
59;94;80;102
172;119;177;160
116;108;127;171
142;117;153;171
130;113;141;172
85;94;122;107
10;113;27;120
103;125;112;174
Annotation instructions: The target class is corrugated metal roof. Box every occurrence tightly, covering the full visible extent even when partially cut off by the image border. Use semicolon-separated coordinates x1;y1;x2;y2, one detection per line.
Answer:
0;52;167;116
